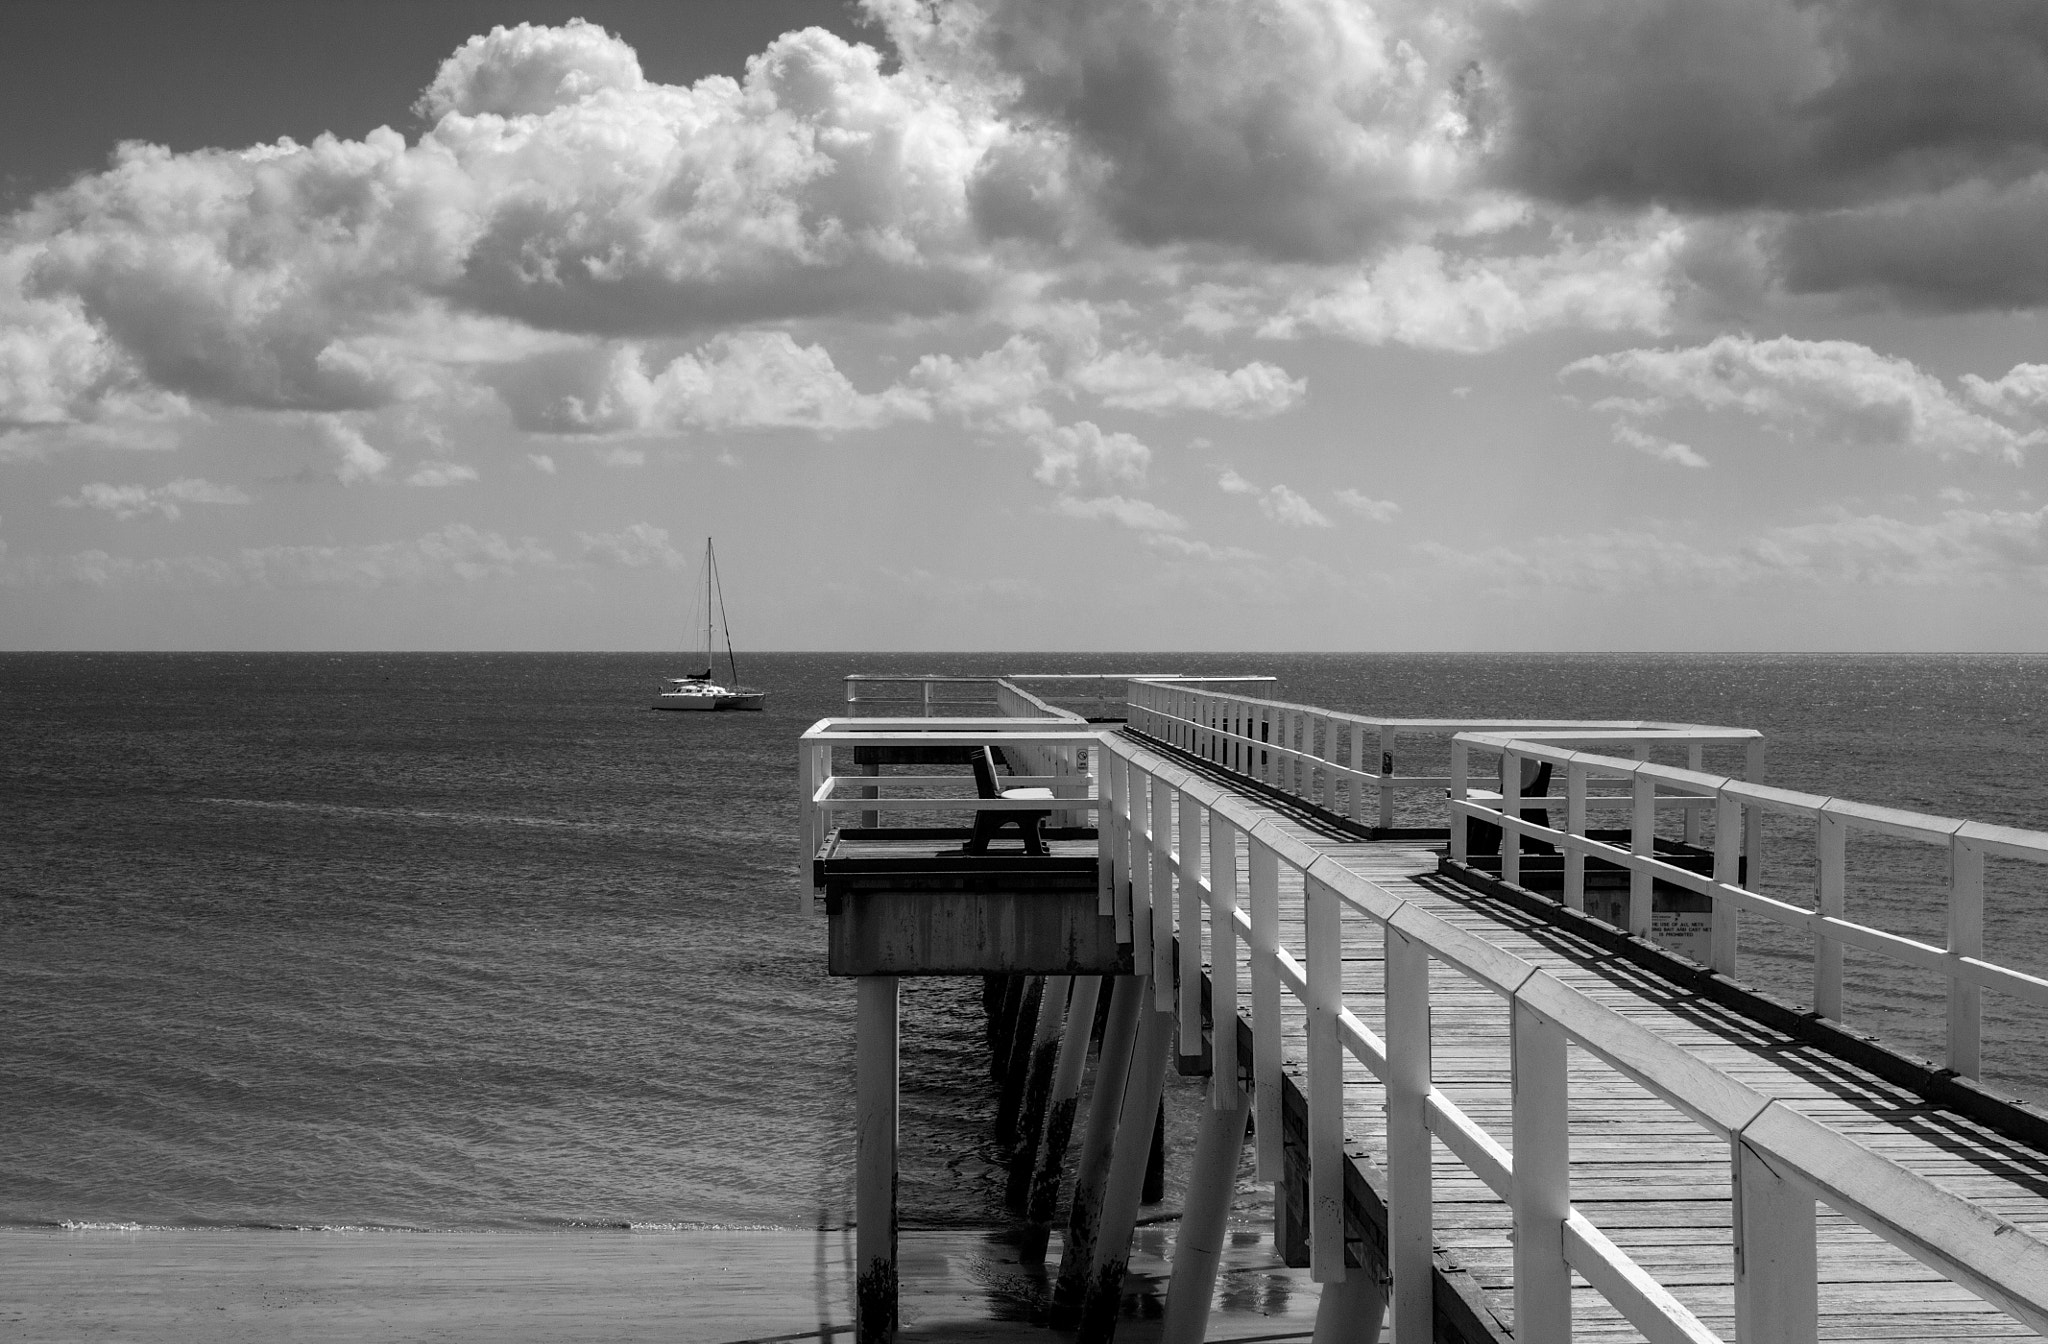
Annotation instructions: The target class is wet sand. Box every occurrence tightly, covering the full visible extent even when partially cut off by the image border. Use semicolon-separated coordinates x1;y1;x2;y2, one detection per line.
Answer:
0;1225;1323;1342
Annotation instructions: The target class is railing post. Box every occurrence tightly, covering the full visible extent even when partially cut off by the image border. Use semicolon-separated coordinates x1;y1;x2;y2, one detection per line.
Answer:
1948;832;1984;1078
1685;743;1704;845
1318;715;1337;813
1378;725;1396;832
1744;738;1766;889
1564;759;1587;912
1248;842;1283;1183
1816;807;1845;1022
921;680;932;717
1630;765;1654;938
1346;720;1364;822
1502;748;1523;889
1130;766;1153;973
1712;793;1742;976
1510;997;1572;1343
1732;1134;1818;1344
1151;777;1176;1010
1177;792;1205;1066
1304;876;1346;1283
1385;925;1434;1344
1450;739;1470;864
1210;815;1242;1107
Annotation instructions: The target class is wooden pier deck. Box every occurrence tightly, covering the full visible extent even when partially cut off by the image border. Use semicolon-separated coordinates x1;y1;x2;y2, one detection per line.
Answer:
1210;773;2048;1341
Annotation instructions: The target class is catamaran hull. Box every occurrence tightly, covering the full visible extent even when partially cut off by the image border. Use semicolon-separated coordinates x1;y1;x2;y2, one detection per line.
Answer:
651;691;766;711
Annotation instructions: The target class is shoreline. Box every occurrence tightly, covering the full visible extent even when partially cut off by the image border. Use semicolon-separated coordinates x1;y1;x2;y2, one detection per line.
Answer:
0;1224;1322;1342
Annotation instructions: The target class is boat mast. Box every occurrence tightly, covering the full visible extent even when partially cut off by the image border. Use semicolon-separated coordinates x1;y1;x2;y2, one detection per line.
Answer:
710;539;743;688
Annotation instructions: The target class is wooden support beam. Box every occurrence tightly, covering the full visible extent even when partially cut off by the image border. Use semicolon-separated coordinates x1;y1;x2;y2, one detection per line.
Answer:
1023;974;1102;1259
1006;975;1070;1211
1052;974;1145;1324
1077;1000;1176;1342
995;976;1044;1145
1158;1086;1254;1344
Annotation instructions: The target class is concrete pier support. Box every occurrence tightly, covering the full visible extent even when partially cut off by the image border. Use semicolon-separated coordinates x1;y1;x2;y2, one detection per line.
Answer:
1159;1086;1255;1344
1077;1001;1177;1342
856;975;899;1344
1052;974;1145;1322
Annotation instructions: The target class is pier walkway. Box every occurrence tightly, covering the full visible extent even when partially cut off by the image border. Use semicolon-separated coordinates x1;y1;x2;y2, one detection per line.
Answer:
800;675;2048;1343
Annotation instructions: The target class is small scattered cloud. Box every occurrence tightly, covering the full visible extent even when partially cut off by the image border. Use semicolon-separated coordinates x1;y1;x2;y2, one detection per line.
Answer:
1032;421;1151;490
1051;493;1187;533
598;446;646;468
405;460;479;488
527;453;557;474
1142;533;1260;562
1612;423;1708;469
55;477;250;521
1334;488;1401;522
1217;469;1331;526
320;419;391;484
579;522;688;569
1069;349;1305;417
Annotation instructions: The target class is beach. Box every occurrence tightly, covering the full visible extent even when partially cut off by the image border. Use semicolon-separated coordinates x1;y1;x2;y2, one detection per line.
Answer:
0;1226;1323;1343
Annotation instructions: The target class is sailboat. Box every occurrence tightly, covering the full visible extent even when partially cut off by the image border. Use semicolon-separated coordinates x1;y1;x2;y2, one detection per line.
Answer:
651;539;766;712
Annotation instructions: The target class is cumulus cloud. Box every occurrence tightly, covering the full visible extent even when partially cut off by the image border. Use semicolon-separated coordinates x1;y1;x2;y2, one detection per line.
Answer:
1334;488;1401;521
579;522;689;569
498;331;931;437
877;0;1478;262
1566;334;2040;462
1964;363;2048;422
1270;227;1683;351
1051;493;1186;532
56;477;250;521
1068;349;1305;416
1031;420;1151;489
526;452;557;473
415;19;646;120
319;418;392;483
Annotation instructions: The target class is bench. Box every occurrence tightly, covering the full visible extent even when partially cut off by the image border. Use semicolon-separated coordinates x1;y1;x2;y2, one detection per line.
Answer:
1464;757;1556;856
964;746;1055;856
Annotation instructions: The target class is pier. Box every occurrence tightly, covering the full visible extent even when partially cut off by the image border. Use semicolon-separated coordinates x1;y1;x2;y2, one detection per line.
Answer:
799;675;2048;1343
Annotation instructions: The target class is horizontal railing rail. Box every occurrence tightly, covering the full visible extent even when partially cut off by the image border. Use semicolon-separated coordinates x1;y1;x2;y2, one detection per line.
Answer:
799;720;1103;868
1452;731;2048;1083
1126;678;1762;834
1097;731;2048;1344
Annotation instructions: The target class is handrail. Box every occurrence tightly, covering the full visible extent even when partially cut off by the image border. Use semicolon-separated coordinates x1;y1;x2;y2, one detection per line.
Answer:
1124;678;1763;834
1094;731;2048;1343
1452;732;2048;1081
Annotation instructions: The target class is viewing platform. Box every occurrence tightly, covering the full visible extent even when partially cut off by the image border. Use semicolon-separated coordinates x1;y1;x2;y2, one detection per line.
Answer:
798;674;2048;1344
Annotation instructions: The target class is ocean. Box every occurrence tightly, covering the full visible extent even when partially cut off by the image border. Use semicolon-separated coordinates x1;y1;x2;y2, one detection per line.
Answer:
4;652;2047;1237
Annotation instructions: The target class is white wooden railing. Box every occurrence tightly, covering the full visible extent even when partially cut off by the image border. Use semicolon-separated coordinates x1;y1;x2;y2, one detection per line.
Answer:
1126;679;1758;834
847;674;1275;724
1095;732;2048;1344
1453;731;2048;1082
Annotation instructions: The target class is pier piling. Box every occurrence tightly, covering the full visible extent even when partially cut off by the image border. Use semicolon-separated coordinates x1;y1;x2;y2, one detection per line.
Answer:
855;975;899;1344
1052;974;1145;1323
1022;973;1103;1258
1005;974;1070;1211
996;976;1045;1145
1158;1085;1254;1343
1076;1001;1177;1341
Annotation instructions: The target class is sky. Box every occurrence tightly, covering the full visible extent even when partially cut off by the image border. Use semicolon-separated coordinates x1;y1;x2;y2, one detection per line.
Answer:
4;0;2048;651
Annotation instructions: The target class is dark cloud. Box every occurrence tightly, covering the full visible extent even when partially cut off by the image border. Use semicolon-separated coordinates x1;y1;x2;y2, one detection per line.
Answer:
1480;0;2048;211
1778;174;2048;310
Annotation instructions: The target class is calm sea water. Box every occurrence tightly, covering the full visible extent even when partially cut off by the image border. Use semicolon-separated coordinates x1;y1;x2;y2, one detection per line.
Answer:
4;652;2046;1234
